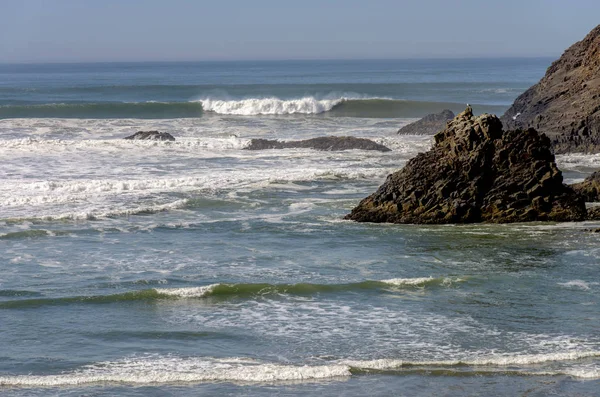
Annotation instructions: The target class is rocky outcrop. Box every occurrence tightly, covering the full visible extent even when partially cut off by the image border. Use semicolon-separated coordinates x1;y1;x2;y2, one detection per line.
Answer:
587;206;600;221
124;131;176;141
397;109;455;135
244;136;391;152
346;107;587;224
571;171;600;202
501;24;600;153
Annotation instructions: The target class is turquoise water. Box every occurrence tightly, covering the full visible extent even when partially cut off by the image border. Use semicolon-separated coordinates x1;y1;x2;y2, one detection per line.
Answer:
1;59;600;396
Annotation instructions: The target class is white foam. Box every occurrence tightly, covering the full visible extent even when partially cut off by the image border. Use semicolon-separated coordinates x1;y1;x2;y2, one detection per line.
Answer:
0;356;351;387
558;280;598;291
0;137;251;151
381;277;436;286
19;199;190;221
556;153;600;170
198;96;345;115
344;350;600;369
156;284;220;298
380;277;463;287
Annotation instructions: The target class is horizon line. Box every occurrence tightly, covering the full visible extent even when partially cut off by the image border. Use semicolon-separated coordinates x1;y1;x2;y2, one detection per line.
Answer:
0;55;558;66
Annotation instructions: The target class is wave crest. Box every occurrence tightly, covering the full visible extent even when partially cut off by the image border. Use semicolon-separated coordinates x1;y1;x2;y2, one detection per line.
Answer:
198;96;345;115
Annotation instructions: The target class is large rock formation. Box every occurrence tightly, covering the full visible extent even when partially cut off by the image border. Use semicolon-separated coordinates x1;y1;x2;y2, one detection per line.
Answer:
501;24;600;153
244;136;391;152
346;107;587;224
397;109;455;135
125;131;176;141
571;171;600;202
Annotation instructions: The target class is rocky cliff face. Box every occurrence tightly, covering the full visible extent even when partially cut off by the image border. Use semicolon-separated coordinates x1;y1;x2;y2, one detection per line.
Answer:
346;107;587;224
501;25;600;153
571;171;600;202
397;109;455;135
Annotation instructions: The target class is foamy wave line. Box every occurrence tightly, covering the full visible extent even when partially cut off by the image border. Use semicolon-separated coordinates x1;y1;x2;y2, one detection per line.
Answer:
0;137;251;151
1;167;390;211
0;278;463;308
381;277;463;287
2;351;600;388
344;351;600;369
198;96;351;115
558;280;599;291
154;277;461;298
5;200;190;222
0;357;351;387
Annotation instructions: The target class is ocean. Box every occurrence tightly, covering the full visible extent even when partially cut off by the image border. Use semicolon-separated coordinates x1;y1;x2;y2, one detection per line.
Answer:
1;59;600;396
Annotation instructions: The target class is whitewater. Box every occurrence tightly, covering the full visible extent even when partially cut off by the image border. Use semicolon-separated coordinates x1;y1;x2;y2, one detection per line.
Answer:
1;59;600;397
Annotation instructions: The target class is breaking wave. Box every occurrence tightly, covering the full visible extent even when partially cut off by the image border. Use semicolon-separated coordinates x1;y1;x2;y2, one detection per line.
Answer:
1;351;599;388
197;96;346;115
0;97;507;119
0;277;463;309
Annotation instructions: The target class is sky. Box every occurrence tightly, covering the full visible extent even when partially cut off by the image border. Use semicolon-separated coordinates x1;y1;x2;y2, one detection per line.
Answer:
0;0;599;63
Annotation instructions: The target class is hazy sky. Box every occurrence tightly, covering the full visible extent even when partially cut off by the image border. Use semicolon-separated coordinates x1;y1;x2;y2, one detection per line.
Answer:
1;0;598;63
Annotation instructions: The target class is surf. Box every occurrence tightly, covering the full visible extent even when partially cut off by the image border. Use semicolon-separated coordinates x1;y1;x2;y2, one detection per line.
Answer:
0;278;464;309
0;97;508;119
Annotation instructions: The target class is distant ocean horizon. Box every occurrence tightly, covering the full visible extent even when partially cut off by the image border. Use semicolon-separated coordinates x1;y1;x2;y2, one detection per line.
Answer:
2;57;600;396
0;58;552;119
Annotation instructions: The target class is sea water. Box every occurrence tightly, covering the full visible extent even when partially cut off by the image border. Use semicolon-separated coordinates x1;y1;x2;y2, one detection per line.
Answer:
1;59;600;396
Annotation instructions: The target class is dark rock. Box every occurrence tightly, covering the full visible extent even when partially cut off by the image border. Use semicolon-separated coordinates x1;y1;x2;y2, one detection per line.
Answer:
244;136;391;152
346;107;587;224
587;206;600;221
571;171;600;202
501;24;600;153
397;109;455;135
124;131;175;141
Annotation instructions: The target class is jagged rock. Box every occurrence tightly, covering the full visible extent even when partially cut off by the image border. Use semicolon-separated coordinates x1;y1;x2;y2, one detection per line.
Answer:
244;136;391;152
587;206;600;221
397;109;455;135
501;24;600;153
571;171;600;202
124;131;175;141
346;107;587;224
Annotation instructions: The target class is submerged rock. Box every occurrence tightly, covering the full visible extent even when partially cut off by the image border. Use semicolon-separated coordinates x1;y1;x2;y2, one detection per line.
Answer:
124;131;176;141
346;107;587;224
244;136;391;152
397;109;455;135
571;171;600;202
501;24;600;153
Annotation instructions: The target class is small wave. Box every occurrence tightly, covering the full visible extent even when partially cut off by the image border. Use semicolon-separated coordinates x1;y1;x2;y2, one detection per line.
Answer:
0;230;55;239
0;356;351;387
0;278;461;309
381;277;462;287
2;200;190;222
0;289;43;298
558;280;598;291
2;351;599;388
344;351;600;370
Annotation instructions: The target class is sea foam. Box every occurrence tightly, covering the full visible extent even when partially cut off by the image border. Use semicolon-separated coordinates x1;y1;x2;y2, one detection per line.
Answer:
2;351;600;388
197;96;346;115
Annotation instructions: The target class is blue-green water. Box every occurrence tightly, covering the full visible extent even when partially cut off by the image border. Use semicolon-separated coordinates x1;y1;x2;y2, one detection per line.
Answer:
1;59;600;396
